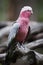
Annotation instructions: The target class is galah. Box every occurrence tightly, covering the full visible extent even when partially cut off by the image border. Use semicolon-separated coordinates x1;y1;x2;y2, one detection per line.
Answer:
5;6;33;64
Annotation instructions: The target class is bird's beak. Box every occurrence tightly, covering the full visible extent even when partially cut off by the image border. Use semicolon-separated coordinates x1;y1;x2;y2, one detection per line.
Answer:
31;10;33;14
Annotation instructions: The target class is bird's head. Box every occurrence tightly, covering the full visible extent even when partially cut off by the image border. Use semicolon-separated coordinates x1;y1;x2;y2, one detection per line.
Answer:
20;6;33;18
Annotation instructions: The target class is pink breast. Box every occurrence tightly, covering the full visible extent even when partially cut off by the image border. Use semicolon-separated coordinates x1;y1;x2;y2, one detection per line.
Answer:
16;25;28;42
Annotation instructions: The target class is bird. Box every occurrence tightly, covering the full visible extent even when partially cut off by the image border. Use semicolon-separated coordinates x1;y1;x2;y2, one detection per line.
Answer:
5;6;33;65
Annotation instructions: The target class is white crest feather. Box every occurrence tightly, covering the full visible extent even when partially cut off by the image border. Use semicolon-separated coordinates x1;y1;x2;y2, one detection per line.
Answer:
20;6;33;14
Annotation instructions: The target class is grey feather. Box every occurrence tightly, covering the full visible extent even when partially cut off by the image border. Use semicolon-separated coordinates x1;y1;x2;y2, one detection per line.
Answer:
7;23;20;46
5;23;20;64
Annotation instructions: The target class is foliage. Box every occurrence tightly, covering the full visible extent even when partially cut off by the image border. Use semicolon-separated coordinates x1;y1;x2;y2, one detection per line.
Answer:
0;0;9;21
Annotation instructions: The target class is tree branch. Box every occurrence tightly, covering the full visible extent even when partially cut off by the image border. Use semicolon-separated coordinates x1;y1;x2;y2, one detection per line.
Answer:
0;26;12;38
25;39;43;50
0;48;43;65
0;39;43;53
0;53;6;63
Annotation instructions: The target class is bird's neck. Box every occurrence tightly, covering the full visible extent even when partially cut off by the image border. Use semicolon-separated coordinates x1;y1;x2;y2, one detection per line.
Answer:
17;16;29;26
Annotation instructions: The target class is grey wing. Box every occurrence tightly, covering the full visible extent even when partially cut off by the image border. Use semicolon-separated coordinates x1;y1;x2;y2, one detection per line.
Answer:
7;23;20;46
5;23;20;62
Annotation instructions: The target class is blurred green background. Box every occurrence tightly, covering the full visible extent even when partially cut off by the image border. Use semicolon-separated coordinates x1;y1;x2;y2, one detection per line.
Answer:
0;0;9;21
0;0;43;21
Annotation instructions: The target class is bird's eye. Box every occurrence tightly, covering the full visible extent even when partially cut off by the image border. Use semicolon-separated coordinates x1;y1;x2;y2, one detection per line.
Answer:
27;10;29;11
27;10;31;12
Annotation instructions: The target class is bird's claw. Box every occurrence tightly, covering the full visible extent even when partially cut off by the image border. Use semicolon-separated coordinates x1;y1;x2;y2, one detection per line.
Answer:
17;43;30;54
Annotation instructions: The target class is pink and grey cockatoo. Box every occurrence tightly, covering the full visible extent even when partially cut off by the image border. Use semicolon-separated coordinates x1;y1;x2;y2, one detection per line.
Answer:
5;6;33;65
8;6;33;46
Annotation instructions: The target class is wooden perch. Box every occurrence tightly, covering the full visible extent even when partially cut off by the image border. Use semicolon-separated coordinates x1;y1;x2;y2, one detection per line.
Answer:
25;39;43;50
32;33;43;40
30;22;43;34
13;45;43;65
27;32;43;43
0;21;13;26
0;39;43;53
0;40;43;65
0;26;12;38
0;24;7;29
0;53;6;63
0;47;43;65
